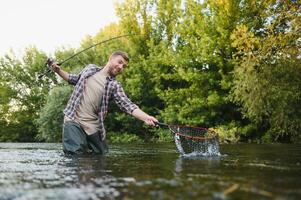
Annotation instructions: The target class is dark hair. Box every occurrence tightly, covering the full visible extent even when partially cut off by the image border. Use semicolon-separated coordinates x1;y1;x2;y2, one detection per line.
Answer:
110;51;129;62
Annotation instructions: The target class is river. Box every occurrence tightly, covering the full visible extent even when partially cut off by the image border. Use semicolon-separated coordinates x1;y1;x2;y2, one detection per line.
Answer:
0;143;300;199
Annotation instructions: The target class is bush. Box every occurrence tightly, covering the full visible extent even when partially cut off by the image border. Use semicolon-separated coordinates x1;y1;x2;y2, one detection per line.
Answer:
107;132;143;143
35;85;73;142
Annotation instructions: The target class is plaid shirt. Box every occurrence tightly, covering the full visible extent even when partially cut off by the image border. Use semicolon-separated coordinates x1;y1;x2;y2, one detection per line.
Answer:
64;64;138;139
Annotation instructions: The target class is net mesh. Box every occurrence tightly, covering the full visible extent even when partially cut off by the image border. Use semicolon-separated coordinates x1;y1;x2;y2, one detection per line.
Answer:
169;125;220;156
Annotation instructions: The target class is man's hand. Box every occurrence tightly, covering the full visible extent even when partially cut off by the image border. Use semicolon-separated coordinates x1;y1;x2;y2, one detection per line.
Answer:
144;115;158;126
46;59;70;82
50;63;61;73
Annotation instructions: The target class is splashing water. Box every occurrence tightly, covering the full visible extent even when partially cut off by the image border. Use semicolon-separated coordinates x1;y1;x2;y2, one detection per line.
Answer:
174;134;185;154
174;135;220;157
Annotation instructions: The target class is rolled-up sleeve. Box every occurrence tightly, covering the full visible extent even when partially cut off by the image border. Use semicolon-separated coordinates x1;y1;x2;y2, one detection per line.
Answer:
113;83;139;115
68;74;80;85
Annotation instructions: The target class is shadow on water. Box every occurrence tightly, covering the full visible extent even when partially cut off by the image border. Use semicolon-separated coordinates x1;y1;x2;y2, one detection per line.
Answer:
0;143;301;199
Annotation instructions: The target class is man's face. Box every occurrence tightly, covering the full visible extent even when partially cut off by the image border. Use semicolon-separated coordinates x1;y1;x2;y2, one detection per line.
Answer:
108;55;128;77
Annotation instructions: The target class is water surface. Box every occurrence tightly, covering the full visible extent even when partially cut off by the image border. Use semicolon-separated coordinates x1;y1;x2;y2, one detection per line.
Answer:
0;143;300;199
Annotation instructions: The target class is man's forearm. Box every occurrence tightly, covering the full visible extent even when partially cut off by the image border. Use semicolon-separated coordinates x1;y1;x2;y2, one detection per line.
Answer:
50;63;70;82
132;108;157;126
132;108;150;122
57;69;69;82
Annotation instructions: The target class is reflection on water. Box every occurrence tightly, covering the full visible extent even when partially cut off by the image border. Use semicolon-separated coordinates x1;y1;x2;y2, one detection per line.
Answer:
174;155;221;174
0;143;301;199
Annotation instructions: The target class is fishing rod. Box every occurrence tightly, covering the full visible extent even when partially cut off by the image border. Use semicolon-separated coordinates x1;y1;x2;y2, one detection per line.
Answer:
38;34;140;79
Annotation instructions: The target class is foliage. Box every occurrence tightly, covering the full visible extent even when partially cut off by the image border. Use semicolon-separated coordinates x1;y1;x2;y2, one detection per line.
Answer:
0;47;55;141
107;132;143;143
0;0;300;143
34;85;73;142
230;0;301;142
150;128;174;142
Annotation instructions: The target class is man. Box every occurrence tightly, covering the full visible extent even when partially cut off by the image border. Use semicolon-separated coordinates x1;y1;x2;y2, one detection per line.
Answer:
50;51;158;154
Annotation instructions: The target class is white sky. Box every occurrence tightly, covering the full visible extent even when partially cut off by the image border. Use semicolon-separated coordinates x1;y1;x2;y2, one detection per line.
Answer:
0;0;121;57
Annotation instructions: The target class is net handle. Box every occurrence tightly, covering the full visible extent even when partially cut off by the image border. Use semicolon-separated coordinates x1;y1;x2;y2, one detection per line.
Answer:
155;121;169;127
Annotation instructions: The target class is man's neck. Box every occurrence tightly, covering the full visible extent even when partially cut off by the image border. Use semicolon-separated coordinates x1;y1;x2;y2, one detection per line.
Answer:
101;64;110;77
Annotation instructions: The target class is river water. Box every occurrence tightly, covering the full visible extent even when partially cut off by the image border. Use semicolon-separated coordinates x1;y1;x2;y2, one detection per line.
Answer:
0;143;300;200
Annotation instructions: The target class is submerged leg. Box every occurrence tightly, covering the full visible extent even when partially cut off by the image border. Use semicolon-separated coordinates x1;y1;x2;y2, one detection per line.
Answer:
62;121;89;154
87;132;108;155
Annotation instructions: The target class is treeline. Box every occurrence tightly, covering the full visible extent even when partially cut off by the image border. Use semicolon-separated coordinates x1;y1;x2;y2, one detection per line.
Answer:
0;0;300;143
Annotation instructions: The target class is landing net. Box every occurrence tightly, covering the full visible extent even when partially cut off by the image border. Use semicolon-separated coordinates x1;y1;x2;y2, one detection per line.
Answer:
168;125;220;156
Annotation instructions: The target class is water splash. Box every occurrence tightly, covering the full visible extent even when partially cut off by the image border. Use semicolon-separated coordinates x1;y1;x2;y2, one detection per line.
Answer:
174;135;220;157
174;134;185;154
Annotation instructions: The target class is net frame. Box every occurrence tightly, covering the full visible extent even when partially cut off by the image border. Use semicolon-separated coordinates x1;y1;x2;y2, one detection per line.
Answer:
168;124;217;141
167;124;219;155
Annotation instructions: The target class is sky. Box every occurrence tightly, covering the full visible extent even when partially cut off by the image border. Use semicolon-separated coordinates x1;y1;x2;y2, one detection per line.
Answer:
0;0;121;57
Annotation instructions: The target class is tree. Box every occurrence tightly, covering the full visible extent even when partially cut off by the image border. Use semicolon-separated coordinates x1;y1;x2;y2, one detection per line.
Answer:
0;47;55;141
230;0;301;142
35;85;73;142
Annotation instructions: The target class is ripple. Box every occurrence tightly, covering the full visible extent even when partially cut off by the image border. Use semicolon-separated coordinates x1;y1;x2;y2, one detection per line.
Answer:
0;143;300;200
0;185;120;200
245;162;291;170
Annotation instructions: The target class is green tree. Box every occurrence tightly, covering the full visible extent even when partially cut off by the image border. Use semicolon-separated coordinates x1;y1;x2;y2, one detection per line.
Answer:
5;0;300;143
0;47;55;141
115;0;245;142
35;85;73;142
230;0;301;142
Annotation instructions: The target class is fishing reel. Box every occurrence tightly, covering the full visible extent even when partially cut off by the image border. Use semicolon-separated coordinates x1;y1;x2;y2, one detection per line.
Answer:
38;58;56;79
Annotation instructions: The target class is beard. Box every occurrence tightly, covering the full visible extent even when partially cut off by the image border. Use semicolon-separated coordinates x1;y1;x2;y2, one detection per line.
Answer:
108;65;121;77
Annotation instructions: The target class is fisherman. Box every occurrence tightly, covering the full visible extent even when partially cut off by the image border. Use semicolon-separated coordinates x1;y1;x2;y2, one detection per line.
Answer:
50;51;158;154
